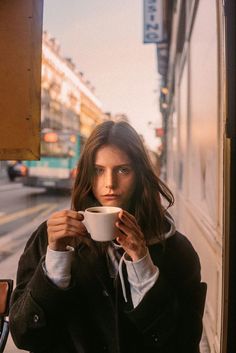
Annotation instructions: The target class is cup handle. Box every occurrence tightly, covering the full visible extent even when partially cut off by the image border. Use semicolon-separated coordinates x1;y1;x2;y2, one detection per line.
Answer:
78;211;89;232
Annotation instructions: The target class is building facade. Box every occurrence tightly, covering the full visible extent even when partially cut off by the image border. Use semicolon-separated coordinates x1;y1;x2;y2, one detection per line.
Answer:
156;1;227;352
42;31;104;142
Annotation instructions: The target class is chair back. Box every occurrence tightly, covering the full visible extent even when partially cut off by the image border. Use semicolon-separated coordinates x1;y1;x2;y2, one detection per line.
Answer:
0;279;13;353
199;282;207;318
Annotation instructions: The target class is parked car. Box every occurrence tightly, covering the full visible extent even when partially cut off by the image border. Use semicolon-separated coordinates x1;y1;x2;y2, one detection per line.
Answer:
6;161;27;182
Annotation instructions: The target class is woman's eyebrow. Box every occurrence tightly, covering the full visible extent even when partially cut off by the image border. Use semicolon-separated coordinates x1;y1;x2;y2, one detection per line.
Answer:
94;163;132;167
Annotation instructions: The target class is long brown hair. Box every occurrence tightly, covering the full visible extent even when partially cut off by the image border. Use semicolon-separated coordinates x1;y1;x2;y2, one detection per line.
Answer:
71;120;174;242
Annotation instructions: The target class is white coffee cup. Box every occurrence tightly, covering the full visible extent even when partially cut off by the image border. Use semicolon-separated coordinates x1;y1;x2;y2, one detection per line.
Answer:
78;206;121;242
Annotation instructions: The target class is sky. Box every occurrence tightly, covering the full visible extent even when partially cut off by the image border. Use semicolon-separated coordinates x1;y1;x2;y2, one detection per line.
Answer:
43;0;162;151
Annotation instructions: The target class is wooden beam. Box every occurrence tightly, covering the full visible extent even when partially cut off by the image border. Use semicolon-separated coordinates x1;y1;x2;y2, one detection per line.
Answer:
0;0;44;160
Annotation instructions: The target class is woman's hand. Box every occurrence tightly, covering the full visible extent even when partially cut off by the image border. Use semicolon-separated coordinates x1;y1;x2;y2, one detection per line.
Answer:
47;210;88;251
115;210;147;262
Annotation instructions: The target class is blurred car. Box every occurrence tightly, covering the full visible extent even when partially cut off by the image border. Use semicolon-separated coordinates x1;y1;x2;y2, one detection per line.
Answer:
6;161;28;182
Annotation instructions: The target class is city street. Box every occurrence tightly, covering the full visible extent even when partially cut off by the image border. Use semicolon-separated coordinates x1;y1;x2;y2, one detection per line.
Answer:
0;181;71;353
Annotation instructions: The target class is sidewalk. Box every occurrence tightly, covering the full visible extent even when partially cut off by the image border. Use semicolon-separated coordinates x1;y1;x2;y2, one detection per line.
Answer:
0;176;9;186
0;176;22;191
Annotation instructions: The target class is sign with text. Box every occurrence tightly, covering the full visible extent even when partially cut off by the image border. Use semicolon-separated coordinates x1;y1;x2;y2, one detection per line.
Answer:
143;0;164;44
0;0;43;160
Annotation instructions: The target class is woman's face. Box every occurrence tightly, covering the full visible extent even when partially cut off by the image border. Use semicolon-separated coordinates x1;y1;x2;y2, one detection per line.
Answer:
92;145;136;210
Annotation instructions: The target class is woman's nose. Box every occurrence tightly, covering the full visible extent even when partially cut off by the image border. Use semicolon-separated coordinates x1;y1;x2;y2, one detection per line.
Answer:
105;171;115;189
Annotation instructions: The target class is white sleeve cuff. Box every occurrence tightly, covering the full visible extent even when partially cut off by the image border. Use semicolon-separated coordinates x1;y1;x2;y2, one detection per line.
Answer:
124;249;159;307
44;246;74;288
124;250;158;284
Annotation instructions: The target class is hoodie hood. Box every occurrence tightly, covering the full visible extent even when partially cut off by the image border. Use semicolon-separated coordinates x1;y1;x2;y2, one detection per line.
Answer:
147;211;176;245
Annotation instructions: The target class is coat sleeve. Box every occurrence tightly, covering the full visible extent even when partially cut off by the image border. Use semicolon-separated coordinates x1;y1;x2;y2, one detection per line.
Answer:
9;222;75;352
123;234;204;353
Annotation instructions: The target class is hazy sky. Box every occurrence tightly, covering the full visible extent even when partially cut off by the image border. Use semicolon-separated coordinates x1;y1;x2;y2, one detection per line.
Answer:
43;0;162;150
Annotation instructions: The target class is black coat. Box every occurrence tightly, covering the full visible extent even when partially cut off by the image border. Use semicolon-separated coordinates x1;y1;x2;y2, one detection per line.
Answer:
9;222;205;353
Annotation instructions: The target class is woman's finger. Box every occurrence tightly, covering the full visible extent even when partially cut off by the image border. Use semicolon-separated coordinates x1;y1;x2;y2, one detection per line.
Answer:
115;222;144;250
48;210;83;224
49;229;80;239
47;217;85;230
119;210;140;230
47;215;84;229
48;222;87;235
116;217;144;242
115;220;136;238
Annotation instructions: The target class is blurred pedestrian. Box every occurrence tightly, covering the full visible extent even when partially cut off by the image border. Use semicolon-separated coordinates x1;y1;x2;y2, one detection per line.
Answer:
9;121;205;353
6;160;27;182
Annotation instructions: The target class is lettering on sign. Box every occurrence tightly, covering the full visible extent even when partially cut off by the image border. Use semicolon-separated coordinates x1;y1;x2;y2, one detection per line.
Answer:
143;0;164;44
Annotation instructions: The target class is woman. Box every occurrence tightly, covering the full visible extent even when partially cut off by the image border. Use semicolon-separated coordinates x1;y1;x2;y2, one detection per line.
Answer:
9;121;205;353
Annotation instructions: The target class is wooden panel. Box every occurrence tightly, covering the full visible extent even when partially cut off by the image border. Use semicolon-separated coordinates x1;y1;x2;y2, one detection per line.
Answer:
0;0;43;160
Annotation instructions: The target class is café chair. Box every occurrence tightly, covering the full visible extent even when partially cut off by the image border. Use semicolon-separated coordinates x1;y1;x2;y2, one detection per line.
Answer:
199;282;207;318
0;279;13;353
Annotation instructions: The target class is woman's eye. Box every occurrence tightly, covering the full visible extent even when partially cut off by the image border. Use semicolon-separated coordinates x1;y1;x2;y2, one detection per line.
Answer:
94;167;104;175
117;167;130;174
